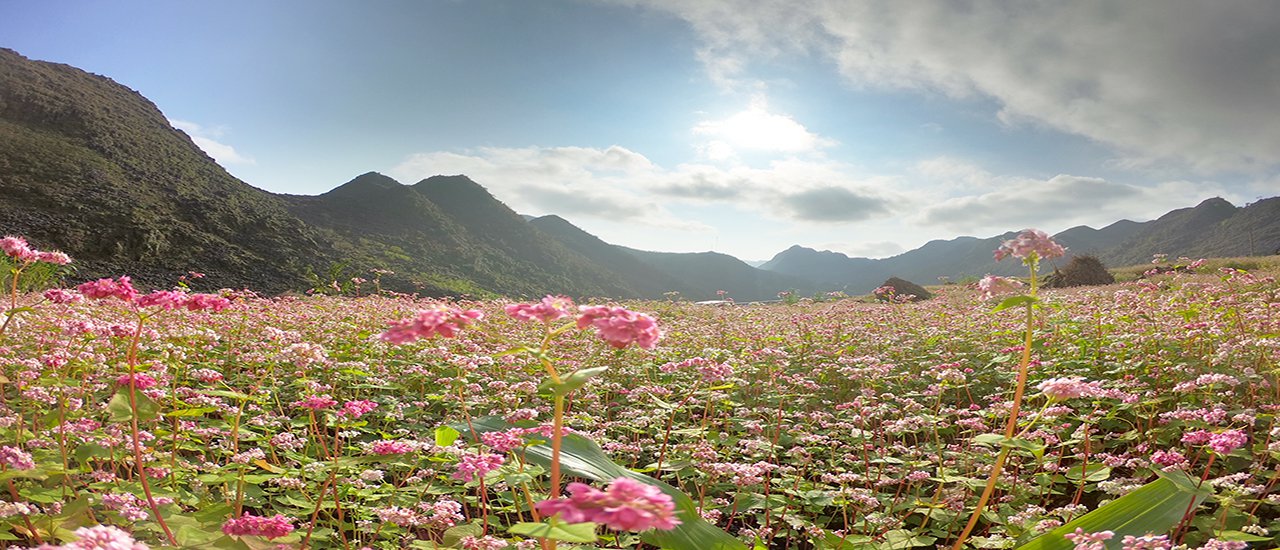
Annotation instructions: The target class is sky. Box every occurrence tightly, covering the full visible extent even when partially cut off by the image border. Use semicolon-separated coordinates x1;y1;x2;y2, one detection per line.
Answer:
3;1;1278;262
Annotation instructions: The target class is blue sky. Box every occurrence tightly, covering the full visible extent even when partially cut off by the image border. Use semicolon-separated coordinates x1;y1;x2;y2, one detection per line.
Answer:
3;1;1277;261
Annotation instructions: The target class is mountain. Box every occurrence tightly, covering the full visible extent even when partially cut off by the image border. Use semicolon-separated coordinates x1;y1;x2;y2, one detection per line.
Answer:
621;248;814;302
527;215;694;298
0;48;331;292
759;197;1280;293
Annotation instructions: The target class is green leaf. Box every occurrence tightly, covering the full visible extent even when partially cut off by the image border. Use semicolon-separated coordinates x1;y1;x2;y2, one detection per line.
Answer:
465;416;746;550
107;388;160;423
1064;464;1112;483
541;366;610;396
993;295;1039;312
509;520;599;543
165;407;218;418
973;434;1045;460
435;426;461;448
1018;471;1213;550
442;522;485;546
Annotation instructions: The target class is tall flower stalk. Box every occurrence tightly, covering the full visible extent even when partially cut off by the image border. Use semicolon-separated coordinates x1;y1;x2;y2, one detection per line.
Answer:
952;229;1064;550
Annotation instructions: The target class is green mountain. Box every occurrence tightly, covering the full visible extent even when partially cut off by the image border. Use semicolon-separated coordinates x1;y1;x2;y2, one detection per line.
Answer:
760;197;1280;293
0;48;330;292
621;248;815;302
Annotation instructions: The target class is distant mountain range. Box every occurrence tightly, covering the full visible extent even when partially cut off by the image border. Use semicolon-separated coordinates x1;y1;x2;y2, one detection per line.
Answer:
2;48;1278;300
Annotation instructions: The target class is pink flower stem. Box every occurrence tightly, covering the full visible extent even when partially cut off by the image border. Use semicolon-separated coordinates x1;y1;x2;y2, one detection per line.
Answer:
125;311;177;546
3;468;42;545
952;260;1040;550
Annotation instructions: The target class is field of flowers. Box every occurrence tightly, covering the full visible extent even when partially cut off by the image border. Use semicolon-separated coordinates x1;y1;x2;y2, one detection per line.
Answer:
1;233;1279;550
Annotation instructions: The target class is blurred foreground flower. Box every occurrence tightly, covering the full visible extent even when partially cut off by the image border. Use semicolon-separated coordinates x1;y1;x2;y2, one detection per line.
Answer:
536;477;680;532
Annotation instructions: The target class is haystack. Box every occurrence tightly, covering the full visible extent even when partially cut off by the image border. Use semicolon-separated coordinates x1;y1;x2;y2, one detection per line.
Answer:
876;277;933;302
1044;255;1115;288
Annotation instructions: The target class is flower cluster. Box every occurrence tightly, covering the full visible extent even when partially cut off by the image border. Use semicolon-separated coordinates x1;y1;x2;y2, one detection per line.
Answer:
75;277;230;311
1;236;72;265
576;305;662;349
1063;528;1113;550
0;445;36;470
452;451;505;482
31;525;149;549
504;295;574;323
380;304;483;344
221;513;295;539
993;228;1066;262
1036;377;1105;401
977;275;1025;299
536;477;681;532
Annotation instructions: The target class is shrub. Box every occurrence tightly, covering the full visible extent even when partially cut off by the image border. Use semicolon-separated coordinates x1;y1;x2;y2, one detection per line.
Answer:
1044;255;1116;288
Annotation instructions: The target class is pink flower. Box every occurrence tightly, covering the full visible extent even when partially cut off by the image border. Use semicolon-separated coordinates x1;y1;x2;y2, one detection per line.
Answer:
977;275;1024;299
0;236;40;263
480;429;526;453
505;295;574;323
380;304;483;344
1063;528;1114;550
221;513;295;539
185;293;231;312
42;288;82;304
339;399;378;419
993;229;1066;262
452;451;504;482
76;276;138;303
369;440;415;455
0;445;36;470
1181;429;1213;445
135;290;189;310
1150;450;1186;467
37;525;149;549
292;395;338;410
536;477;681;532
35;250;72;265
1208;429;1248;454
1120;534;1171;550
1036;377;1105;401
116;373;159;390
576;306;662;349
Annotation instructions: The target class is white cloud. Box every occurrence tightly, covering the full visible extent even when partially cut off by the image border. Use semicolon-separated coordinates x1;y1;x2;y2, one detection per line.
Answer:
169;119;255;166
692;97;833;157
390;145;900;228
916;171;1240;234
627;0;1280;174
825;240;905;258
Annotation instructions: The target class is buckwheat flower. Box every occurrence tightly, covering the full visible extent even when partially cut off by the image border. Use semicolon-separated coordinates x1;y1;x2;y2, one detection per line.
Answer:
1195;540;1248;550
1150;450;1186;468
536;477;681;532
115;373;159;390
994;229;1066;262
369;440;415;455
380;304;483;344
184;293;231;312
135;290;188;310
221;513;295;539
77;276;138;302
977;275;1025;299
1063;528;1113;550
0;236;33;260
0;445;36;470
339;399;378;419
231;448;266;464
480;429;526;453
1121;534;1171;550
576;306;662;350
35;250;72;265
292;395;338;410
452;451;504;482
1037;377;1105;401
1182;429;1213;445
42;288;81;304
46;524;150;549
459;535;509;550
1208;429;1248;454
505;295;574;323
